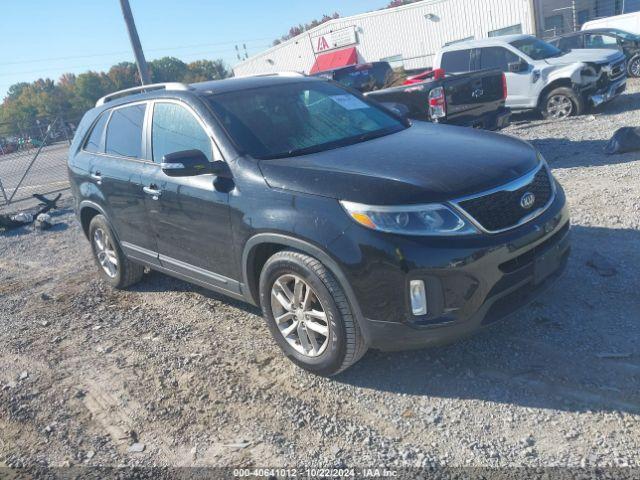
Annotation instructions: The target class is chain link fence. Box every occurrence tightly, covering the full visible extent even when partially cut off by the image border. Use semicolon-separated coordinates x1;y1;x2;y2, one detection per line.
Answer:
0;115;79;210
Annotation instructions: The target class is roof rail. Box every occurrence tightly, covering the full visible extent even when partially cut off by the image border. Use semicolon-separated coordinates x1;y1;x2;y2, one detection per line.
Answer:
95;82;192;107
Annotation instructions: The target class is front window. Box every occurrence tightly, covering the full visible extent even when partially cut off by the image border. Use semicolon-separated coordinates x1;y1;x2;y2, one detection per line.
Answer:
206;81;405;159
510;37;563;60
152;102;212;163
585;33;620;49
607;29;640;41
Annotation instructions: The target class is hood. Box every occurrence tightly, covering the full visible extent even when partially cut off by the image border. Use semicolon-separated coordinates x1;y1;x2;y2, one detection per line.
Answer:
546;49;624;65
258;123;540;205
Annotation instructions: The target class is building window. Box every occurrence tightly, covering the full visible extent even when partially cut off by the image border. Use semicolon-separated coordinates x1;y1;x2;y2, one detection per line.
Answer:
544;15;565;35
624;0;640;13
577;9;591;27
443;36;474;47
488;24;523;37
595;0;624;17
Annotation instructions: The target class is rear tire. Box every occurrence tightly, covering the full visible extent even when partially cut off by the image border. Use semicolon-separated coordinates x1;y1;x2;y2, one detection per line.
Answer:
259;250;367;376
88;215;144;289
541;87;585;119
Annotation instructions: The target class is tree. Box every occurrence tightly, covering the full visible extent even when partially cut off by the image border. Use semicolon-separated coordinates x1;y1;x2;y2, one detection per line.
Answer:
150;57;188;83
72;71;114;114
184;60;230;82
385;0;420;8
0;55;230;135
107;62;139;90
273;12;340;45
5;82;30;102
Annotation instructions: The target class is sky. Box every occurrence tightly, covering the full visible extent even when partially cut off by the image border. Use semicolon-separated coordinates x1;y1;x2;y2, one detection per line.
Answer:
0;0;390;99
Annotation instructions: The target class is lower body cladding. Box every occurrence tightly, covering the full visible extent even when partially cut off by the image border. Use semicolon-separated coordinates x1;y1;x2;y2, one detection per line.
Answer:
340;192;571;351
589;78;627;108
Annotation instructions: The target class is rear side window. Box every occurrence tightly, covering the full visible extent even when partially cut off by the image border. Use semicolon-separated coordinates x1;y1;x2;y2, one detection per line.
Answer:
84;112;109;153
479;47;521;72
105;104;146;158
152;103;212;162
557;35;582;51
441;50;472;73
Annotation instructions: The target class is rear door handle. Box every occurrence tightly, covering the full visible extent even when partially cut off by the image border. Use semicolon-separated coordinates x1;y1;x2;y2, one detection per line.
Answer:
90;172;102;185
143;185;162;199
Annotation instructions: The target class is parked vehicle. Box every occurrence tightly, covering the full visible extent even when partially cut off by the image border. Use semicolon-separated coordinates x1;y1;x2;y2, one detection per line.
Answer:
403;68;442;85
312;61;394;93
69;76;570;376
366;67;511;130
550;28;640;77
582;11;640;35
434;35;627;119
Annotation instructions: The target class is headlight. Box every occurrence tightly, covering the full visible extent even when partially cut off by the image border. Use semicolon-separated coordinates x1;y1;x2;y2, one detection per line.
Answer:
340;201;478;236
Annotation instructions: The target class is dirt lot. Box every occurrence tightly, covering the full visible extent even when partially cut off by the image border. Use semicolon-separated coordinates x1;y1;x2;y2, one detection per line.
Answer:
1;81;639;474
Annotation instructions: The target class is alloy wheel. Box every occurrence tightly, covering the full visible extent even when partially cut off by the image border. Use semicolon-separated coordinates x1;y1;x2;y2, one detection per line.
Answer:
546;95;573;118
630;58;640;77
93;228;118;278
270;274;330;358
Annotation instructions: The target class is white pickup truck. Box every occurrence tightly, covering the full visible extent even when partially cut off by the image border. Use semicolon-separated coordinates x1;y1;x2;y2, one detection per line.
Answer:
433;34;627;119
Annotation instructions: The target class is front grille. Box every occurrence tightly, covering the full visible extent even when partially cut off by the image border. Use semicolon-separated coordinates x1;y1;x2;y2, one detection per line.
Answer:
609;60;626;82
456;167;554;233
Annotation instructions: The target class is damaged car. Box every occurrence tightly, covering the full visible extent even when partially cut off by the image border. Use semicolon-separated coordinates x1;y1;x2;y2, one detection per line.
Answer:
434;34;627;119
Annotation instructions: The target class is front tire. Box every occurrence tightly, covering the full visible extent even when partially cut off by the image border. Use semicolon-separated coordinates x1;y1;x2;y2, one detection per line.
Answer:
541;87;585;119
259;250;367;376
628;55;640;78
88;215;144;289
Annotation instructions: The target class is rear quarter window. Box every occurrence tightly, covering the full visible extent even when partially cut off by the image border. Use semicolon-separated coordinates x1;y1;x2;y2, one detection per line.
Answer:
441;49;472;73
83;112;110;153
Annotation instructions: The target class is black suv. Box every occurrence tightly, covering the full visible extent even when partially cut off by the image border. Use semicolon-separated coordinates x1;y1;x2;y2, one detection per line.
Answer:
68;74;570;376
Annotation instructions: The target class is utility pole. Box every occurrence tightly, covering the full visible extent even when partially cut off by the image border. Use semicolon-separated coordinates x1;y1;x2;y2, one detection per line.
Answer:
119;0;151;85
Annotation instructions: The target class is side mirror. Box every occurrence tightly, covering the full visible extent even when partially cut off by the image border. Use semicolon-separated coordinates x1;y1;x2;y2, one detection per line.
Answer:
162;150;211;177
161;150;232;179
508;60;528;73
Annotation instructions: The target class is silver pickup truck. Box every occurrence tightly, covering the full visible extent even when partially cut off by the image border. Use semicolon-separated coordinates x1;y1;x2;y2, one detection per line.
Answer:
434;34;627;119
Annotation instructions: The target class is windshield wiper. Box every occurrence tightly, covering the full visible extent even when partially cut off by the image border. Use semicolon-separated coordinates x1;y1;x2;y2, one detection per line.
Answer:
262;128;401;159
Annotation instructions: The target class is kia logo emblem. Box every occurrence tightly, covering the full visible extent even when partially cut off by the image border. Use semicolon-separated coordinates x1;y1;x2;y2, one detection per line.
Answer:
520;192;536;209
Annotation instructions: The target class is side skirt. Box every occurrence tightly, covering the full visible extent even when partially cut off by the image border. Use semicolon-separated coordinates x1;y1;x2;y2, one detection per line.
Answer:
121;241;255;306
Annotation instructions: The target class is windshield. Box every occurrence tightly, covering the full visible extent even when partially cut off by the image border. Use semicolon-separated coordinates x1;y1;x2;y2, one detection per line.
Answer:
510;37;563;60
206;81;405;159
607;29;640;41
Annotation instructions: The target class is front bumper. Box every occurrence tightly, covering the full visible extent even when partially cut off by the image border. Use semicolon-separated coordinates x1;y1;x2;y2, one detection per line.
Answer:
590;78;627;107
333;187;570;351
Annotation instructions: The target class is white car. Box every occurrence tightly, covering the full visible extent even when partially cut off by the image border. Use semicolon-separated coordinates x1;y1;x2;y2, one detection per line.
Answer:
583;11;640;35
433;35;627;119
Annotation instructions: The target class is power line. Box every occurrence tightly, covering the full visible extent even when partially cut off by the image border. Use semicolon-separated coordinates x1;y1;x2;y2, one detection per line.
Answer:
0;38;272;67
0;45;271;78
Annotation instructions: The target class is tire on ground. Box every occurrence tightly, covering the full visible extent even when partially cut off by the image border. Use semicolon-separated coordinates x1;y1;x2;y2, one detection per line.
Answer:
541;87;585;119
88;214;144;289
259;250;367;376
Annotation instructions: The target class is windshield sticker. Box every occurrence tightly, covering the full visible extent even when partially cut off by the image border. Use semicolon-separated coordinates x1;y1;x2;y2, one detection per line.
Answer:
330;95;370;110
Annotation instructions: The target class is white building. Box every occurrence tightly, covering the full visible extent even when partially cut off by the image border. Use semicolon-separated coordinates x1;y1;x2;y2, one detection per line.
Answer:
233;0;537;76
233;0;640;77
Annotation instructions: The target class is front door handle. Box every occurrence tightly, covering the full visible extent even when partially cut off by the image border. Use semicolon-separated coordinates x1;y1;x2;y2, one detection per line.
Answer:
143;185;162;200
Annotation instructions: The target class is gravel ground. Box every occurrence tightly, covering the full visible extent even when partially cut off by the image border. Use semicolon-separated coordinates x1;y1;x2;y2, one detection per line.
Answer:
1;80;639;475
